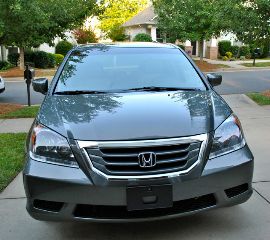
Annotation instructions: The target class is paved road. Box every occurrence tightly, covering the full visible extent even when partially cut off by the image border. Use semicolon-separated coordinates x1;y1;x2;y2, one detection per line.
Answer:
0;69;270;104
215;69;270;94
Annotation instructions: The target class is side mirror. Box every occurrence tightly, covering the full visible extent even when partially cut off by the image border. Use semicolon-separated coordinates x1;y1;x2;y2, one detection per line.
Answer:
207;73;222;87
32;78;48;95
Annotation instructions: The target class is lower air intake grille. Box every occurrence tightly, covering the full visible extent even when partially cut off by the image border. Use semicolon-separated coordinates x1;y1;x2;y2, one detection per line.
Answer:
225;183;249;198
33;199;64;212
73;194;216;219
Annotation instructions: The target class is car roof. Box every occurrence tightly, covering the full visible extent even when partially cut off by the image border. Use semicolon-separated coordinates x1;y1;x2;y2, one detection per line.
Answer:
75;42;178;50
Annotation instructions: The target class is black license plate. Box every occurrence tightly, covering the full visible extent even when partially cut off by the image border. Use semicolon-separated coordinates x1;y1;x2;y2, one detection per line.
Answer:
126;184;173;211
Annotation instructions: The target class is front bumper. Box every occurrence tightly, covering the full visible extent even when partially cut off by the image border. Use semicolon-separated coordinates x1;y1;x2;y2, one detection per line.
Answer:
23;145;254;222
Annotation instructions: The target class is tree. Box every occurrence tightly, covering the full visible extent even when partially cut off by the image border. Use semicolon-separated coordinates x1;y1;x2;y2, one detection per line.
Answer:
153;0;227;61
108;26;127;42
98;0;147;41
73;28;98;44
0;0;96;69
220;0;270;56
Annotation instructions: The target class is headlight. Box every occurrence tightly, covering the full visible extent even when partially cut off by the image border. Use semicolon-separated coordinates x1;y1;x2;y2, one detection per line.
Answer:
29;123;78;167
209;114;246;159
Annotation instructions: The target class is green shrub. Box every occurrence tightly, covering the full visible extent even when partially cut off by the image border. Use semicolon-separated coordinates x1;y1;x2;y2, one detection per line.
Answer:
8;53;19;66
0;61;13;70
218;40;232;56
133;33;152;42
261;43;270;58
225;51;233;59
54;54;64;65
55;41;73;56
108;26;127;42
47;53;56;68
245;53;252;59
239;56;246;60
239;46;250;58
222;56;229;61
24;50;35;67
32;51;55;69
230;46;240;57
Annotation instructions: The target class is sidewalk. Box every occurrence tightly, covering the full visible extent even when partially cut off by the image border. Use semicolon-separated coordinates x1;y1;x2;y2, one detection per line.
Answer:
0;118;34;133
0;94;270;240
193;57;270;69
205;58;270;69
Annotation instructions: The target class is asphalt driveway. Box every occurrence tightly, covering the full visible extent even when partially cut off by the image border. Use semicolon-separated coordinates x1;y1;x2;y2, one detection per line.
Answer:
0;94;270;239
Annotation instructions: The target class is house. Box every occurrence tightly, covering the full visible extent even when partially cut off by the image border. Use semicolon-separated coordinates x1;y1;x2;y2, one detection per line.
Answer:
122;6;159;42
122;6;242;60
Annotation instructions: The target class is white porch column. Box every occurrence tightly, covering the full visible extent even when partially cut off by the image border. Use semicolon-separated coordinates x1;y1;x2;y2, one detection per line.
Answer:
210;38;217;47
151;26;157;41
185;40;192;46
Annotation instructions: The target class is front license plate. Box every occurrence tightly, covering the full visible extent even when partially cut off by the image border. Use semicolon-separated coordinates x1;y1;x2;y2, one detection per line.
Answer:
126;184;173;211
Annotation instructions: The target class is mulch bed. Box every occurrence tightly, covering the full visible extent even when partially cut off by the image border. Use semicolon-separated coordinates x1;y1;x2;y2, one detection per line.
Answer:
194;60;223;72
0;104;23;115
0;67;56;78
1;62;221;78
262;90;270;98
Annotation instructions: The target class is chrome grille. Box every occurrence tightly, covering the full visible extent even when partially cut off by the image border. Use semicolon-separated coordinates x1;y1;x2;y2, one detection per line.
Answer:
78;134;208;179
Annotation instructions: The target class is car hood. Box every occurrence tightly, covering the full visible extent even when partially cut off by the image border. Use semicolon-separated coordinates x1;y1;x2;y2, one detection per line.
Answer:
38;91;231;141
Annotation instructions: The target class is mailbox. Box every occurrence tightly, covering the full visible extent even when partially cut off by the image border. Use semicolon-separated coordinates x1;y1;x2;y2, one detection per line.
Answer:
24;68;35;83
24;65;35;106
253;48;261;58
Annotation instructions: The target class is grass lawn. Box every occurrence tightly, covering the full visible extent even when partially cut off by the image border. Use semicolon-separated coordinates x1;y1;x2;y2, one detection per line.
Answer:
241;62;270;67
0;105;40;119
247;93;270;105
0;133;27;192
216;64;231;68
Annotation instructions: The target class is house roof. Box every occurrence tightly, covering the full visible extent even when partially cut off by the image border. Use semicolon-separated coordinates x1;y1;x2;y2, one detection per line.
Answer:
122;6;157;27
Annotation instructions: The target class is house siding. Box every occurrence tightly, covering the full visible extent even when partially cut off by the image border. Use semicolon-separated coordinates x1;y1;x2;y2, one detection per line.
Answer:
125;26;151;41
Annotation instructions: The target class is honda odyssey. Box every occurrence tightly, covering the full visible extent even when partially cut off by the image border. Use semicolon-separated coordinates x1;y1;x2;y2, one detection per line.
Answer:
23;43;254;222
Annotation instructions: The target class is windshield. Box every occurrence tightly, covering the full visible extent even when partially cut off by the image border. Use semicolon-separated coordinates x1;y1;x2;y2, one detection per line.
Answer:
54;46;206;93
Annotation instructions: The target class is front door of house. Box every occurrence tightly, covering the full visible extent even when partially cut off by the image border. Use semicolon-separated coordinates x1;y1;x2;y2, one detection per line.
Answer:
191;41;197;55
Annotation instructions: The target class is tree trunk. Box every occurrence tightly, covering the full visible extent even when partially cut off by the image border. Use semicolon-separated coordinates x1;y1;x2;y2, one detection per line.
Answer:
0;45;5;61
199;39;204;62
19;47;25;70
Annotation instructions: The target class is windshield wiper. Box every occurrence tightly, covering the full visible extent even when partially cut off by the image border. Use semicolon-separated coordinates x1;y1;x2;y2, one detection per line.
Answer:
125;86;201;92
54;90;107;95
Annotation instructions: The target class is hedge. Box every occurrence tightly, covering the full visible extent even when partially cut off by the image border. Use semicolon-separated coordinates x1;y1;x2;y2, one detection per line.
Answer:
7;50;57;69
8;53;19;66
230;46;240;57
55;41;73;56
133;33;152;42
0;61;13;70
54;54;64;65
218;40;232;56
239;46;250;58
